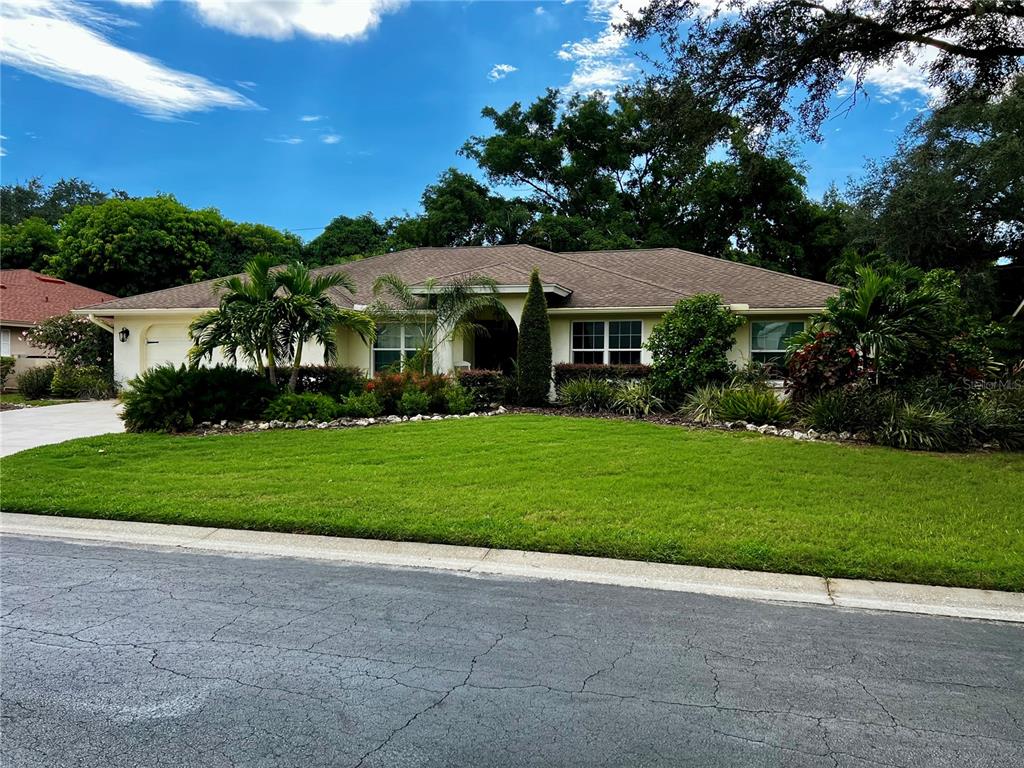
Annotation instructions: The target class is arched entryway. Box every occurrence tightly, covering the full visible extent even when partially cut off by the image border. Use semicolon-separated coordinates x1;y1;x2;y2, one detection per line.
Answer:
465;306;518;374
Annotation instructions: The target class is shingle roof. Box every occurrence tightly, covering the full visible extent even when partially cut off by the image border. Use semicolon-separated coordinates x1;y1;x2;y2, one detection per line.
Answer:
0;270;116;325
78;245;838;313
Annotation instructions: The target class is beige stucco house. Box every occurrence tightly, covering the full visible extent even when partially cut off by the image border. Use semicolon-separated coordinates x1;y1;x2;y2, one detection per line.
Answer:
0;269;115;388
73;245;838;386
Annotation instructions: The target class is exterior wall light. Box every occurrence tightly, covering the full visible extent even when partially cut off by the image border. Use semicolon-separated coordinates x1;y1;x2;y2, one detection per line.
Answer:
118;327;130;343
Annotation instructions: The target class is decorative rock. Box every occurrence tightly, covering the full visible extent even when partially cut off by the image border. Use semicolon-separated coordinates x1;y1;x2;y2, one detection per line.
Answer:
354;419;369;427
838;431;851;441
258;422;270;430
410;415;423;422
853;432;869;442
495;406;507;414
806;429;819;439
386;415;401;423
779;429;794;438
745;423;758;432
431;415;443;421
792;431;805;440
220;420;228;427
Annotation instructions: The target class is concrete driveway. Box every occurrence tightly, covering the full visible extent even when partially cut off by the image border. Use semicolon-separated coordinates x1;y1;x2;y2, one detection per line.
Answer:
0;399;124;457
2;535;1021;768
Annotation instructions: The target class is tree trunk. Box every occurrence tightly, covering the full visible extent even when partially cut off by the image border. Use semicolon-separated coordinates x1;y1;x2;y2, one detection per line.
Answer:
288;339;304;393
267;343;278;387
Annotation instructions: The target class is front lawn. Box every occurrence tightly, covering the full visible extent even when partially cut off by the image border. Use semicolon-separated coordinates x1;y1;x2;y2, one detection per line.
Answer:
1;415;1021;590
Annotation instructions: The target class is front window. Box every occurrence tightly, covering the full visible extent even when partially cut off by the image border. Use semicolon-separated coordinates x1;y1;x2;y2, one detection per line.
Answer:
373;323;427;372
750;321;804;369
571;320;642;365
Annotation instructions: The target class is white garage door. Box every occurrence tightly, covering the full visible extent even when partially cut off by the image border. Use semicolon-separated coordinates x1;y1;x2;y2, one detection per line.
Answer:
144;324;192;370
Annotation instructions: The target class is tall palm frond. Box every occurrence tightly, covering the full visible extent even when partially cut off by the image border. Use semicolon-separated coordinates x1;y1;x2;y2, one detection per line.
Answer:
365;272;503;375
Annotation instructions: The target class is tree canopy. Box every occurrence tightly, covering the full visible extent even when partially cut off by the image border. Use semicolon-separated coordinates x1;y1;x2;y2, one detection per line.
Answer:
304;213;389;265
0;177;124;226
850;75;1024;273
626;0;1024;140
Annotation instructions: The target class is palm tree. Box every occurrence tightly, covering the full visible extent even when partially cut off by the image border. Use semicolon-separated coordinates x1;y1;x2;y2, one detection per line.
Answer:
789;265;946;383
367;273;503;375
275;262;375;392
189;254;283;384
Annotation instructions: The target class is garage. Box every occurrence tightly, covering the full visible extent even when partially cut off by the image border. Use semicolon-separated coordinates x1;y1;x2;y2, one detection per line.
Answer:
143;323;192;370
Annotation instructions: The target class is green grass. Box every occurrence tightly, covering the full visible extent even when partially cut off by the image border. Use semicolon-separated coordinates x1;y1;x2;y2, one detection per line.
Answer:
0;392;76;407
2;415;1022;590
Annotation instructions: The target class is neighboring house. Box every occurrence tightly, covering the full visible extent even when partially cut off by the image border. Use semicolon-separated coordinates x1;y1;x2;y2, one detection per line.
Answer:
0;269;116;388
73;245;838;385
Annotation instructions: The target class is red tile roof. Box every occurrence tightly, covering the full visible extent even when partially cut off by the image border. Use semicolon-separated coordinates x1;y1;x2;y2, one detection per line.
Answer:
0;270;116;325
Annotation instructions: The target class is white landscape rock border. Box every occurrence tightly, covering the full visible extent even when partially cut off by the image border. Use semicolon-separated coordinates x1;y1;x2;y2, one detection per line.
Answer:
196;406;509;434
2;512;1021;624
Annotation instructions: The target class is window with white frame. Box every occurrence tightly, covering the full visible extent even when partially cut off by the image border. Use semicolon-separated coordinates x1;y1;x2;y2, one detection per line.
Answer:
750;320;804;368
372;323;427;373
571;320;642;365
0;329;10;357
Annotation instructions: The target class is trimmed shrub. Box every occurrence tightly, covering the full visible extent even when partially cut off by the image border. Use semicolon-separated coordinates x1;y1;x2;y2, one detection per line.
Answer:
646;293;743;407
517;269;552;406
553;363;652;387
338;391;383;418
398;387;430;416
444;383;476;415
1;356;14;387
681;384;726;425
121;365;275;433
558;378;616;412
612;380;664;417
51;365;115;399
16;365;55;400
458;369;506;406
283;365;366;398
263;392;338;422
366;373;405;414
716;386;793;426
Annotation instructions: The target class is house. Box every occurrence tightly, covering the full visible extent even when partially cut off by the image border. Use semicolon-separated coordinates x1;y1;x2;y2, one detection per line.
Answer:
0;270;116;387
73;245;838;385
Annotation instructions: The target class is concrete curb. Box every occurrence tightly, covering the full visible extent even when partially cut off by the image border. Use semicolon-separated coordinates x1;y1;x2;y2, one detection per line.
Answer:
2;512;1022;623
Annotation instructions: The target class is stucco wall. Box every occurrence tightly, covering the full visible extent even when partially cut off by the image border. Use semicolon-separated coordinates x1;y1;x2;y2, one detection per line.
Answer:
103;305;816;385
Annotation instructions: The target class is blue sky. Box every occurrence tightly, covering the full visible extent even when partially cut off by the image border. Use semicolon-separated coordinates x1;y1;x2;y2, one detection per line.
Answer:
1;1;934;240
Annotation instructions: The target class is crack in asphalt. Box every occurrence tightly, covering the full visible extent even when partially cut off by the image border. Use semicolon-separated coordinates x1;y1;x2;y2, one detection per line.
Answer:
2;538;1022;768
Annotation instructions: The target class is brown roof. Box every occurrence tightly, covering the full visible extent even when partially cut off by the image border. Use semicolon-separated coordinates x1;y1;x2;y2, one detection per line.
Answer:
78;245;838;312
0;270;116;325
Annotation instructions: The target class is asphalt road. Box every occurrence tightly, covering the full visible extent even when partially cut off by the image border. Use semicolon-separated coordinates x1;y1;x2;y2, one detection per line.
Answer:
1;536;1021;767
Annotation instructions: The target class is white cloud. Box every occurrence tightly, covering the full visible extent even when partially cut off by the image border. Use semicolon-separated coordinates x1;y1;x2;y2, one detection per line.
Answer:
320;133;341;144
300;114;325;122
184;0;408;42
0;0;258;118
266;135;303;144
488;63;518;82
0;134;7;157
857;47;940;100
535;5;546;14
556;0;648;93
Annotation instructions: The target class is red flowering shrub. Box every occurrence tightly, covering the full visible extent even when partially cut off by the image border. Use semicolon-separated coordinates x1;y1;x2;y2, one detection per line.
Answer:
786;331;867;402
366;370;450;414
